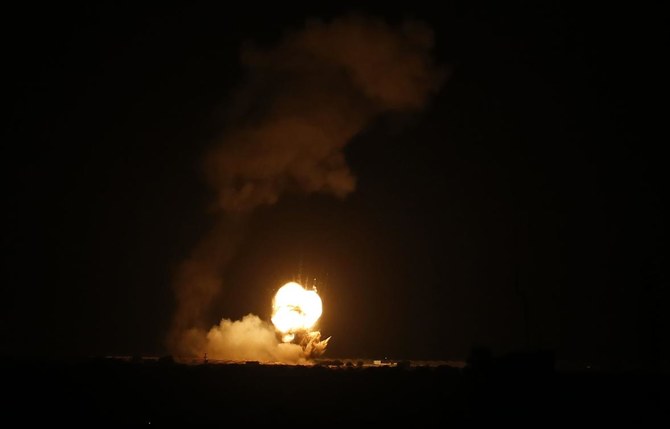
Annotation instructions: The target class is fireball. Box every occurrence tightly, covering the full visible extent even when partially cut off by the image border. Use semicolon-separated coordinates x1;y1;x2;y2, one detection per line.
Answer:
271;282;323;343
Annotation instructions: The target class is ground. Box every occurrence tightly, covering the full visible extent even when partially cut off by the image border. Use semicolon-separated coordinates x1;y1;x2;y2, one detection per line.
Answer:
2;356;667;423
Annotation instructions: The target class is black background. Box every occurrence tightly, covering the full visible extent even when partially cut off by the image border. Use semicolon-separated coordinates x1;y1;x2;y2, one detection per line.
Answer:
2;3;666;368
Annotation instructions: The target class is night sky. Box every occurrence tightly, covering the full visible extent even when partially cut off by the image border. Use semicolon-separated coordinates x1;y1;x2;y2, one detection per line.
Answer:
2;3;666;367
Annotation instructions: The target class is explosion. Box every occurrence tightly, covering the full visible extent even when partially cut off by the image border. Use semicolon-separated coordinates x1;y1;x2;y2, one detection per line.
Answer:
168;14;445;361
272;282;322;341
272;282;330;355
172;281;331;363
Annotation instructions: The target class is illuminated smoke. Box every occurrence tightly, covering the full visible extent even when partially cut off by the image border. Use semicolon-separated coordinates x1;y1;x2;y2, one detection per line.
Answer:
169;15;445;362
179;315;310;364
205;15;445;212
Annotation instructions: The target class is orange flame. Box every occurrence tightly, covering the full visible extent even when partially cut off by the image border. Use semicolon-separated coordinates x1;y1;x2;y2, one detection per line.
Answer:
271;282;323;342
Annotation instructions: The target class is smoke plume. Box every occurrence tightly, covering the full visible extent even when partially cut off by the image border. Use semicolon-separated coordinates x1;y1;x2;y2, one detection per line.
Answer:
169;15;446;362
178;315;310;363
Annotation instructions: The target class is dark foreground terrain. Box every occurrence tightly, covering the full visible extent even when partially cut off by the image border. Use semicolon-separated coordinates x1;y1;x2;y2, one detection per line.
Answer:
1;354;667;423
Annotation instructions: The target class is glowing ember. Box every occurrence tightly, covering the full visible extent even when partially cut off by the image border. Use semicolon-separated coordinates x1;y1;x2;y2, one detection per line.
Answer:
271;282;323;343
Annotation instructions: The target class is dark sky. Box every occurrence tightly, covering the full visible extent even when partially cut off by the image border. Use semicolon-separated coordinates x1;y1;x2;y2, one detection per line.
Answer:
2;3;666;366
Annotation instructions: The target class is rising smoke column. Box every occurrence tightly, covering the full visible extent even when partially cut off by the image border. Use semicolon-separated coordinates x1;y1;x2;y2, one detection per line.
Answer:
169;15;446;361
